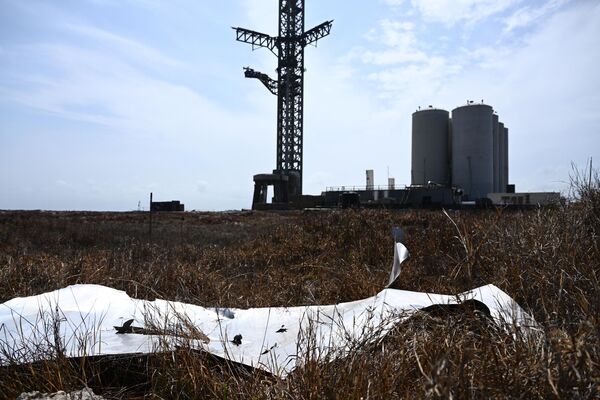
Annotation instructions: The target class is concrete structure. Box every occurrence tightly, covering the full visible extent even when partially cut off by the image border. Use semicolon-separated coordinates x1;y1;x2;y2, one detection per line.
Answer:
388;178;396;190
411;108;450;186
252;173;289;207
366;170;374;191
487;192;560;206
451;104;494;200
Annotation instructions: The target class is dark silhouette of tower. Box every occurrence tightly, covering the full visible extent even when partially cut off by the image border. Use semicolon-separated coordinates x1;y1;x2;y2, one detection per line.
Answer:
234;0;332;208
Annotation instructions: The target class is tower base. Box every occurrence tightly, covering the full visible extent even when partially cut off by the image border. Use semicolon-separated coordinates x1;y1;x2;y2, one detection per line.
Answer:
251;171;307;210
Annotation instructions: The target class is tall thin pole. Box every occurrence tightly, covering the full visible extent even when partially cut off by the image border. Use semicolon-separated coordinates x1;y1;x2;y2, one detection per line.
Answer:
590;157;593;188
149;192;153;242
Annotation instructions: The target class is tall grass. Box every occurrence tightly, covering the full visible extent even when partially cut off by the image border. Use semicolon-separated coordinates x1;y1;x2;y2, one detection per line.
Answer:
0;170;599;398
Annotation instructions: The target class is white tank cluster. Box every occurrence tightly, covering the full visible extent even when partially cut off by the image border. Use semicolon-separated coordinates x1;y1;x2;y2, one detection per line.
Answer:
411;102;509;200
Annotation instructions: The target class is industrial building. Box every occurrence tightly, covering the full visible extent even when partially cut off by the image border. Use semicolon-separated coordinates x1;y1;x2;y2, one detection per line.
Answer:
150;200;184;212
322;101;513;208
321;169;459;209
320;101;560;209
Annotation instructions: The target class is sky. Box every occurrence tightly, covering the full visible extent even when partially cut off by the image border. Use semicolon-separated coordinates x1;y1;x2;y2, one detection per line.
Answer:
0;0;599;211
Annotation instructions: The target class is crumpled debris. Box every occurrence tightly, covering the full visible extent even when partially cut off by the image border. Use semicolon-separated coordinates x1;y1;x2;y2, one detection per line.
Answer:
16;387;104;400
0;242;537;378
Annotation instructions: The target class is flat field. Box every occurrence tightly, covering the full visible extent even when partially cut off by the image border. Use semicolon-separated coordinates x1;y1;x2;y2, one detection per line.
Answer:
0;205;598;398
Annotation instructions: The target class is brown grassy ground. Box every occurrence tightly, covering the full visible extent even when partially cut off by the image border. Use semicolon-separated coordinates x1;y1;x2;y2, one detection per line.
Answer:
0;189;599;398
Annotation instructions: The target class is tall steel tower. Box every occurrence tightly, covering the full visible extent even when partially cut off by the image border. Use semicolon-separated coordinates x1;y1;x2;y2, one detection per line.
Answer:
234;1;332;207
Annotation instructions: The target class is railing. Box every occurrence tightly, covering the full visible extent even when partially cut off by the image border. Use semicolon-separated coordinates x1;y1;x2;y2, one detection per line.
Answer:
325;185;409;192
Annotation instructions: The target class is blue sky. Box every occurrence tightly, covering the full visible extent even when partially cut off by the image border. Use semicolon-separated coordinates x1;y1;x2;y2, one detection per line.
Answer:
1;0;598;211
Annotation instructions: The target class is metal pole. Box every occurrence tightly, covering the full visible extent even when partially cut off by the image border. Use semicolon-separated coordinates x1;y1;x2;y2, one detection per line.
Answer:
149;192;153;242
590;157;593;188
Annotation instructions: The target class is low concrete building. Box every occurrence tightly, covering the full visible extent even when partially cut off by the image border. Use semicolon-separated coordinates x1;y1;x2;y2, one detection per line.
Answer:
487;192;561;206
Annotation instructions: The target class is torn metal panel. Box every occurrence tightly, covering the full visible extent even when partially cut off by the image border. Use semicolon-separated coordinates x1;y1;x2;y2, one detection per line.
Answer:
388;242;409;287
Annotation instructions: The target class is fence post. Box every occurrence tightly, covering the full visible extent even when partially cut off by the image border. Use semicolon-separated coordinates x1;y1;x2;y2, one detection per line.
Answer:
149;192;153;242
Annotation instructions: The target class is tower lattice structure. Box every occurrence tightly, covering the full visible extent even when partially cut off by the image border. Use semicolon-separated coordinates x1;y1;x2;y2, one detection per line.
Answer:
234;0;332;201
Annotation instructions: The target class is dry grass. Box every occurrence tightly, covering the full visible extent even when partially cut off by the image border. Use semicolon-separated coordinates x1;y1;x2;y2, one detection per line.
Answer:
0;175;599;398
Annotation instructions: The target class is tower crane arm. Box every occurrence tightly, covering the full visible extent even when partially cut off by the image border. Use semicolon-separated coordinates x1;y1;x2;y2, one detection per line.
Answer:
233;27;278;55
302;20;334;47
244;67;278;95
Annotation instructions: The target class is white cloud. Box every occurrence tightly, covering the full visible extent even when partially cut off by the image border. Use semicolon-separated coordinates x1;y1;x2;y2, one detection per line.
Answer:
361;19;426;65
411;0;522;26
368;56;462;99
1;27;247;141
63;24;187;70
240;0;279;34
355;18;462;101
376;20;416;48
381;0;405;6
85;0;163;9
503;0;569;33
362;48;427;65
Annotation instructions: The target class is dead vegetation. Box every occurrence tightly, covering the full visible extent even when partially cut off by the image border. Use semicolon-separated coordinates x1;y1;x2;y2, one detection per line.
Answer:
0;176;599;398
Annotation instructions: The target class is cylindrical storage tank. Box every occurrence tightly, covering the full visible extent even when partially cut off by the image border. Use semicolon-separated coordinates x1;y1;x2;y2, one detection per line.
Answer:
411;108;450;186
448;118;453;183
451;104;494;200
492;114;500;192
503;126;509;192
498;122;505;192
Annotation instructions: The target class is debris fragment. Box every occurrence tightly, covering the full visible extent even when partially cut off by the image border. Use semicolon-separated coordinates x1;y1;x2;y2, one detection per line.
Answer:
232;334;243;346
16;387;104;400
216;308;235;319
114;319;157;335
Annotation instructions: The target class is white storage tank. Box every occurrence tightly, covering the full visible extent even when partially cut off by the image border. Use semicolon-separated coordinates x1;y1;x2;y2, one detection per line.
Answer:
502;126;509;192
498;122;505;192
492;113;500;192
411;108;450;186
451;103;494;200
